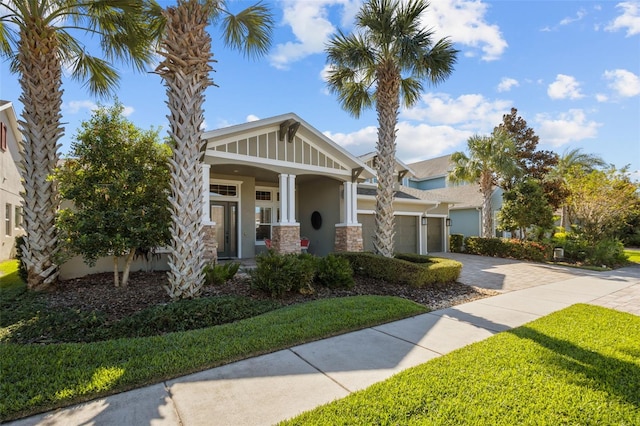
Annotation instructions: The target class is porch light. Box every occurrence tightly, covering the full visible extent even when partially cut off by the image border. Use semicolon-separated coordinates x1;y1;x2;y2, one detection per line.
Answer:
446;218;452;227
421;217;427;226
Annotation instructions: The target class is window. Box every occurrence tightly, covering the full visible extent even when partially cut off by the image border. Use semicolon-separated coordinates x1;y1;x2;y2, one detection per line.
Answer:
5;203;11;236
14;206;22;229
255;190;271;201
0;122;7;151
210;184;237;197
255;207;272;241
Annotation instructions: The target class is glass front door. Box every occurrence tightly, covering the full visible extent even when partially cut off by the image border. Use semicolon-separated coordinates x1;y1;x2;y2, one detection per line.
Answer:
211;201;237;258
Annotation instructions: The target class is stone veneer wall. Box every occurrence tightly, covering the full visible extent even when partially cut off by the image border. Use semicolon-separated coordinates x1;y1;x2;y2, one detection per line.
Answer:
334;224;363;252
272;224;301;254
203;224;218;263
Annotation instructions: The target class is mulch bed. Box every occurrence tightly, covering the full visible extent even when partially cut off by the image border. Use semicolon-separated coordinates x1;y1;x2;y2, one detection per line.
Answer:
46;271;499;322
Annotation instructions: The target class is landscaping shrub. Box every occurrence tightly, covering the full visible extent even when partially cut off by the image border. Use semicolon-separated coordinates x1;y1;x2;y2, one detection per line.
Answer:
336;252;461;287
249;251;317;297
464;237;551;262
315;254;354;289
449;234;464;253
1;295;280;344
14;236;27;283
203;261;240;285
552;232;628;268
585;238;627;267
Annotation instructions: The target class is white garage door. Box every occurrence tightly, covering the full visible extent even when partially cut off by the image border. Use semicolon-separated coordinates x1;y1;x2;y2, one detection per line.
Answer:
358;214;418;254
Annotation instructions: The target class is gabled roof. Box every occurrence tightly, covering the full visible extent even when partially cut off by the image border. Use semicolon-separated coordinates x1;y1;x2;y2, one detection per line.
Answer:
358;152;416;178
418;183;485;209
202;113;375;182
0;100;22;153
407;154;453;180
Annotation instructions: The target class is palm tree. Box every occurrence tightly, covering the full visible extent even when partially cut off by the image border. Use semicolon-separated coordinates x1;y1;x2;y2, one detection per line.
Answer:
325;0;458;257
449;130;520;238
549;147;606;229
0;0;158;291
155;0;272;299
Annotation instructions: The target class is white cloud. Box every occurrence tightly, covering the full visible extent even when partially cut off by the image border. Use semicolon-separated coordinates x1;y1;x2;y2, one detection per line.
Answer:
424;0;507;61
559;8;587;26
270;0;347;69
606;1;640;36
547;74;584;100
63;100;134;116
246;114;260;122
497;77;519;92
535;109;601;146
603;69;640;97
596;93;609;102
324;121;471;162
271;0;508;69
400;92;511;133
65;100;98;114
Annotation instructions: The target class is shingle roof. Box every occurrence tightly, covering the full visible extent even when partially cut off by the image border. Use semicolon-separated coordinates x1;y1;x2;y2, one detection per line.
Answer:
357;186;419;200
407;154;453;179
419;184;485;209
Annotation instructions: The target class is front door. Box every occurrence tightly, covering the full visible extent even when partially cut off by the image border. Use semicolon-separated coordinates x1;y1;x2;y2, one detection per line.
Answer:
427;217;443;252
211;201;238;258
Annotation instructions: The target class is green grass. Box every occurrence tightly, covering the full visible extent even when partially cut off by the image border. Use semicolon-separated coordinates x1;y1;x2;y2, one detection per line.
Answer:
282;304;640;425
624;249;640;264
0;259;22;289
0;256;427;422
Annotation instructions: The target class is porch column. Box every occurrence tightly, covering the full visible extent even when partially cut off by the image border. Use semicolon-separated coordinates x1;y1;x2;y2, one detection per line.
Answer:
288;174;297;224
201;163;217;262
335;181;363;252
273;173;300;254
350;181;358;224
279;173;289;223
202;163;211;224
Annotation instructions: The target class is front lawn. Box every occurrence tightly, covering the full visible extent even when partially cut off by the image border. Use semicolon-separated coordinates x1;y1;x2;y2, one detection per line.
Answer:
282;304;640;425
0;259;428;421
625;249;640;264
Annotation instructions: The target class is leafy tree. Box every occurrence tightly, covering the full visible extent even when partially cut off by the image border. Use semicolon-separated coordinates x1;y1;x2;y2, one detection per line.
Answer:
495;108;559;187
56;103;171;287
0;0;159;290
449;130;520;238
565;166;639;244
498;179;554;241
325;0;458;257
548;148;607;229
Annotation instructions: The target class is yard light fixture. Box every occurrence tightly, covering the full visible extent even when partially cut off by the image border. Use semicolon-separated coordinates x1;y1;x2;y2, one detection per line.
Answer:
446;218;451;227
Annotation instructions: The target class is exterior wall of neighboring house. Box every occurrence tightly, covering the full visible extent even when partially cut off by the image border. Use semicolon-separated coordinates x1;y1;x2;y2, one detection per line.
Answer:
410;176;446;190
0;101;25;261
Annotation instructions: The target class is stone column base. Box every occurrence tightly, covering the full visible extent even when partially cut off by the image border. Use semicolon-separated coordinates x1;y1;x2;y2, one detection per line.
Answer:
272;224;301;254
335;224;363;252
203;224;218;263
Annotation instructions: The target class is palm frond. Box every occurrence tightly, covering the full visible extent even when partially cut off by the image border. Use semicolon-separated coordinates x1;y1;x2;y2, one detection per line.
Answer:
221;2;274;59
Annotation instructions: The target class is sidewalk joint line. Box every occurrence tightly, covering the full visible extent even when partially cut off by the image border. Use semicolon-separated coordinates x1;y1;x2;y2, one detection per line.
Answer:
287;348;354;394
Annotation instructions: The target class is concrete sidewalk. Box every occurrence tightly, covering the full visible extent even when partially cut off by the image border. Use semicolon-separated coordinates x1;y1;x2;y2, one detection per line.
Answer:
8;263;640;426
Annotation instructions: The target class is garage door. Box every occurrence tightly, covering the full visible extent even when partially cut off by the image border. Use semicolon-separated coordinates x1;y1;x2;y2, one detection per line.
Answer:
358;214;418;254
427;217;443;252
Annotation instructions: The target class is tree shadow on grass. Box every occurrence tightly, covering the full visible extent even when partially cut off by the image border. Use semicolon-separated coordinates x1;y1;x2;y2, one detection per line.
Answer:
509;326;640;408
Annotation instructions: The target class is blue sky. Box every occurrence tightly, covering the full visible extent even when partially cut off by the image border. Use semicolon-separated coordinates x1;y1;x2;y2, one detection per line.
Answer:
1;0;639;178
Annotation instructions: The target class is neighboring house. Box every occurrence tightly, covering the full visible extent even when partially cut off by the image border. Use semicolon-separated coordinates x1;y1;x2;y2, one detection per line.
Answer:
407;154;504;238
0;101;25;260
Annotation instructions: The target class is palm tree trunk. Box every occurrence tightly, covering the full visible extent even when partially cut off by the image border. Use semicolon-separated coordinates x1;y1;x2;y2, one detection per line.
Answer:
156;0;214;299
480;171;493;238
17;27;62;290
373;64;401;258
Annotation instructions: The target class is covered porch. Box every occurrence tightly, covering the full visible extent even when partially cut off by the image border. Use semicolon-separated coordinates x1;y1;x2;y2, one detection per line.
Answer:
200;114;375;261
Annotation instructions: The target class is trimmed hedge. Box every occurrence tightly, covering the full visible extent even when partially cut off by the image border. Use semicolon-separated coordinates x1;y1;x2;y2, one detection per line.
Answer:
449;234;464;253
464;237;552;262
335;252;461;287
